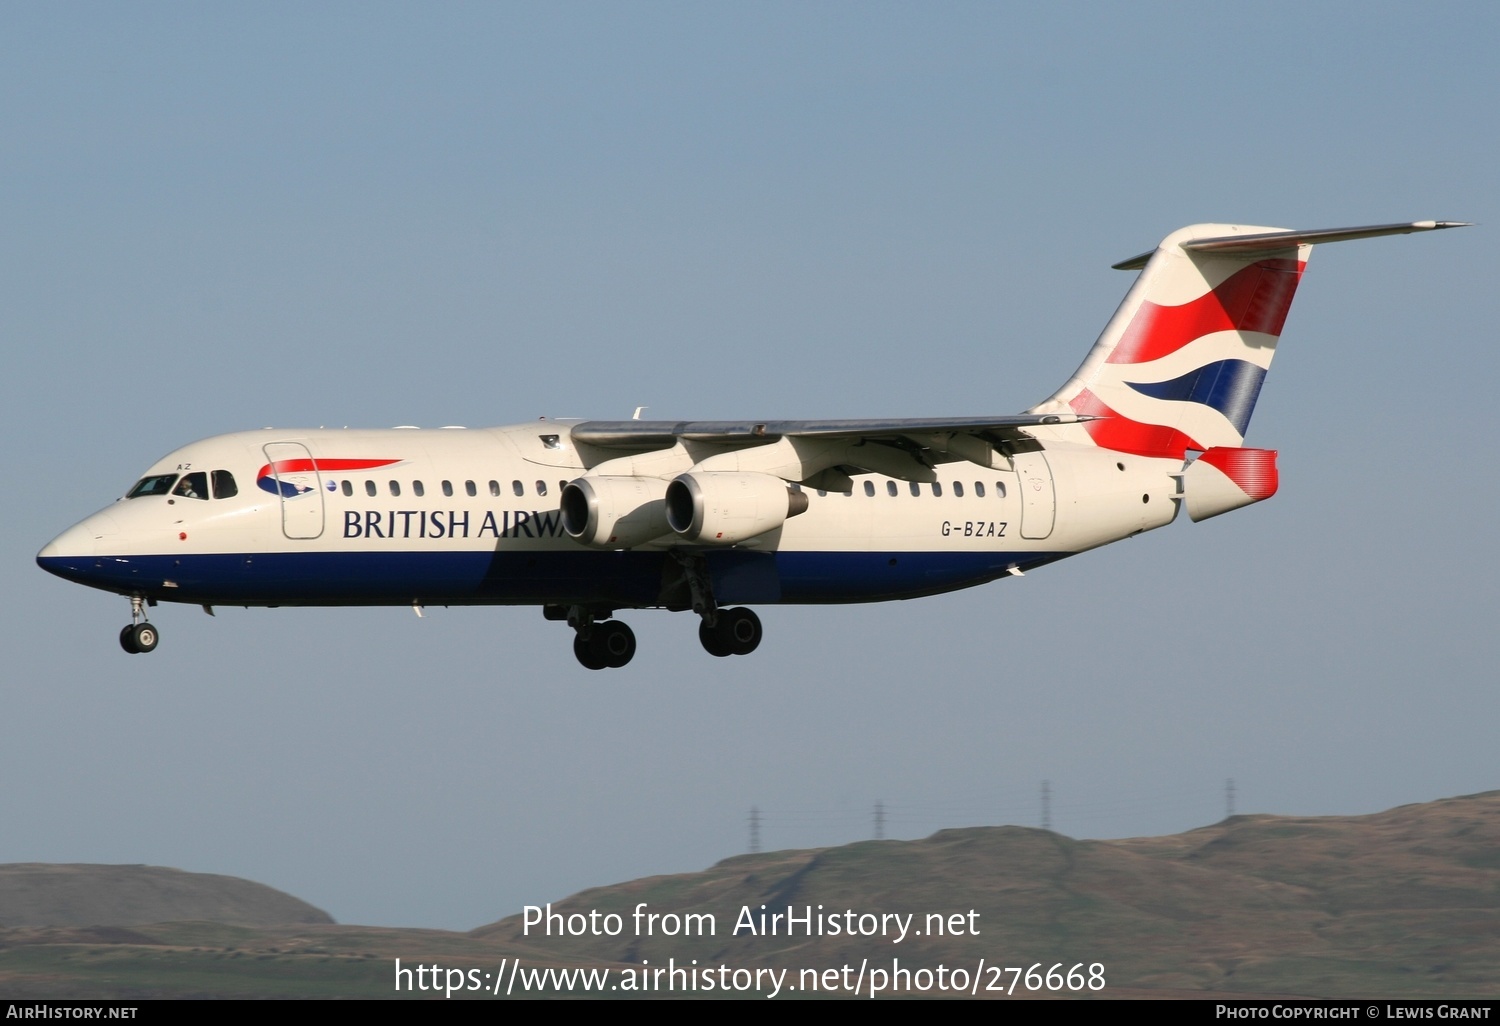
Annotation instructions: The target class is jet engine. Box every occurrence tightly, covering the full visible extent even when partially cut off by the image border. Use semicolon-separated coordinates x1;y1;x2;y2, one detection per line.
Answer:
665;472;809;545
560;476;671;548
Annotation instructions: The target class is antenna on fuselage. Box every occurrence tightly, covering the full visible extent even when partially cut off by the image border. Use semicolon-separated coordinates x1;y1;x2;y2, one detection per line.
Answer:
632;406;647;420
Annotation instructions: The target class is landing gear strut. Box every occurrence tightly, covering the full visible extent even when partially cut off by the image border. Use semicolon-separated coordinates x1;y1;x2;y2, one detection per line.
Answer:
119;595;159;654
558;605;637;670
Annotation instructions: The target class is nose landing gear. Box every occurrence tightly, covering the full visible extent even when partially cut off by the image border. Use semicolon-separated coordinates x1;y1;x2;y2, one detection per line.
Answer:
119;595;159;654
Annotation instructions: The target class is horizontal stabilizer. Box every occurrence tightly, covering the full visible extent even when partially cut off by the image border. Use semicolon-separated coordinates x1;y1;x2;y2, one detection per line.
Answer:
1113;220;1470;270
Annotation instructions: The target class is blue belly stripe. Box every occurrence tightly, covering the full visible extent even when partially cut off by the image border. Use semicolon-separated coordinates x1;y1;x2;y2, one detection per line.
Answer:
38;547;1067;607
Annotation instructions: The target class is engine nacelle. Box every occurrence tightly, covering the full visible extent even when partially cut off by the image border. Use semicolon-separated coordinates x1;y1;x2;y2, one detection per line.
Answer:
560;476;672;548
1183;447;1279;523
665;472;809;545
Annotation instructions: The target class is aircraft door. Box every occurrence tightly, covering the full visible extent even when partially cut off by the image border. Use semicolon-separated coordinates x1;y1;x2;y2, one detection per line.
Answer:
261;442;325;540
1012;450;1055;540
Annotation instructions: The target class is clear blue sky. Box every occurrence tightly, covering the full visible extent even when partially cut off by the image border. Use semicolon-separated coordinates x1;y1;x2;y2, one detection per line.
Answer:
4;2;1496;930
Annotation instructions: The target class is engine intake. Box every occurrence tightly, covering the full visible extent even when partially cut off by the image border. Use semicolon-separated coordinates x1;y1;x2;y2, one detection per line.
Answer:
560;476;672;548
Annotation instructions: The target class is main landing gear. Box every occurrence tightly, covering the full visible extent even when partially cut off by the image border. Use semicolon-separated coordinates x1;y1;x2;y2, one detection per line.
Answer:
573;619;637;670
119;595;159;654
698;607;762;658
551;605;638;670
547;601;764;668
671;549;762;658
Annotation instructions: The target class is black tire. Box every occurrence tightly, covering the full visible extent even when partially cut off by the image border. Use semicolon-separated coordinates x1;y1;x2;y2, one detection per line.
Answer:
119;624;140;654
699;619;732;657
720;607;762;656
596;620;636;669
130;623;159;654
573;633;608;670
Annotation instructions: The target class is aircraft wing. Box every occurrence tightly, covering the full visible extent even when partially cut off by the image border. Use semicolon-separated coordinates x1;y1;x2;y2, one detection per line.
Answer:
570;413;1087;450
567;413;1093;485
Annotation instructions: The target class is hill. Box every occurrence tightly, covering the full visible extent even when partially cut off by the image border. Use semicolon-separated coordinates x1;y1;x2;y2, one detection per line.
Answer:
0;864;333;928
3;792;1498;997
473;791;1500;996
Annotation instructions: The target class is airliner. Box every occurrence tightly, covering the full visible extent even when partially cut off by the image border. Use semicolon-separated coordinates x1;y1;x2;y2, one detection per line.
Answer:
38;220;1465;668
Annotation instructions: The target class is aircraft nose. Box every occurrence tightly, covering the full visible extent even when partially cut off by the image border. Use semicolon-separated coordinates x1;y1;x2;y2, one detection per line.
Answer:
37;513;118;574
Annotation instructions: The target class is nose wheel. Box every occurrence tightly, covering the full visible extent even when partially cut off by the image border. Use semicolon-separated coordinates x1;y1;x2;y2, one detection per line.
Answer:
120;622;159;654
119;595;160;654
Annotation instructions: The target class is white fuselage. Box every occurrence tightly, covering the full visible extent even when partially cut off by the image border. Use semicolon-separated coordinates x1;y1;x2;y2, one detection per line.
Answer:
38;423;1179;611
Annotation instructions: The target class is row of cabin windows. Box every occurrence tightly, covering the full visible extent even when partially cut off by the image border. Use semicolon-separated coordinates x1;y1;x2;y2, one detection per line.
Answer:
340;479;571;499
127;471;1010;505
815;480;1008;499
332;477;1009;500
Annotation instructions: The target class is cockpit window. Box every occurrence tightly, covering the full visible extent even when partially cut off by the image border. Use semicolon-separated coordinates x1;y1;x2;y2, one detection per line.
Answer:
127;474;178;499
212;470;238;499
173;472;209;500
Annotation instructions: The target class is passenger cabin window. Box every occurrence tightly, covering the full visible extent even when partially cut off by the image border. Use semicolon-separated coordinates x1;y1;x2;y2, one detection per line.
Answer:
389;480;401;497
932;482;943;497
132;474;178;498
995;481;1007;498
442;481;453;497
466;480;477;497
172;472;208;500
512;480;524;497
863;481;875;497
910;482;920;497
953;481;965;498
342;481;353;497
535;480;547;496
366;481;377;497
886;481;898;497
974;482;986;498
413;481;425;497
489;481;500;497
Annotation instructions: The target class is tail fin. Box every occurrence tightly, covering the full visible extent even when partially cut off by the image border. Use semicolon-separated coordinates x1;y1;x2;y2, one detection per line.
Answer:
1031;221;1467;459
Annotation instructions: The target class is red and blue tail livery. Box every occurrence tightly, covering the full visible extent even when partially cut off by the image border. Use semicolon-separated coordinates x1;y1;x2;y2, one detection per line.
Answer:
39;220;1467;668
